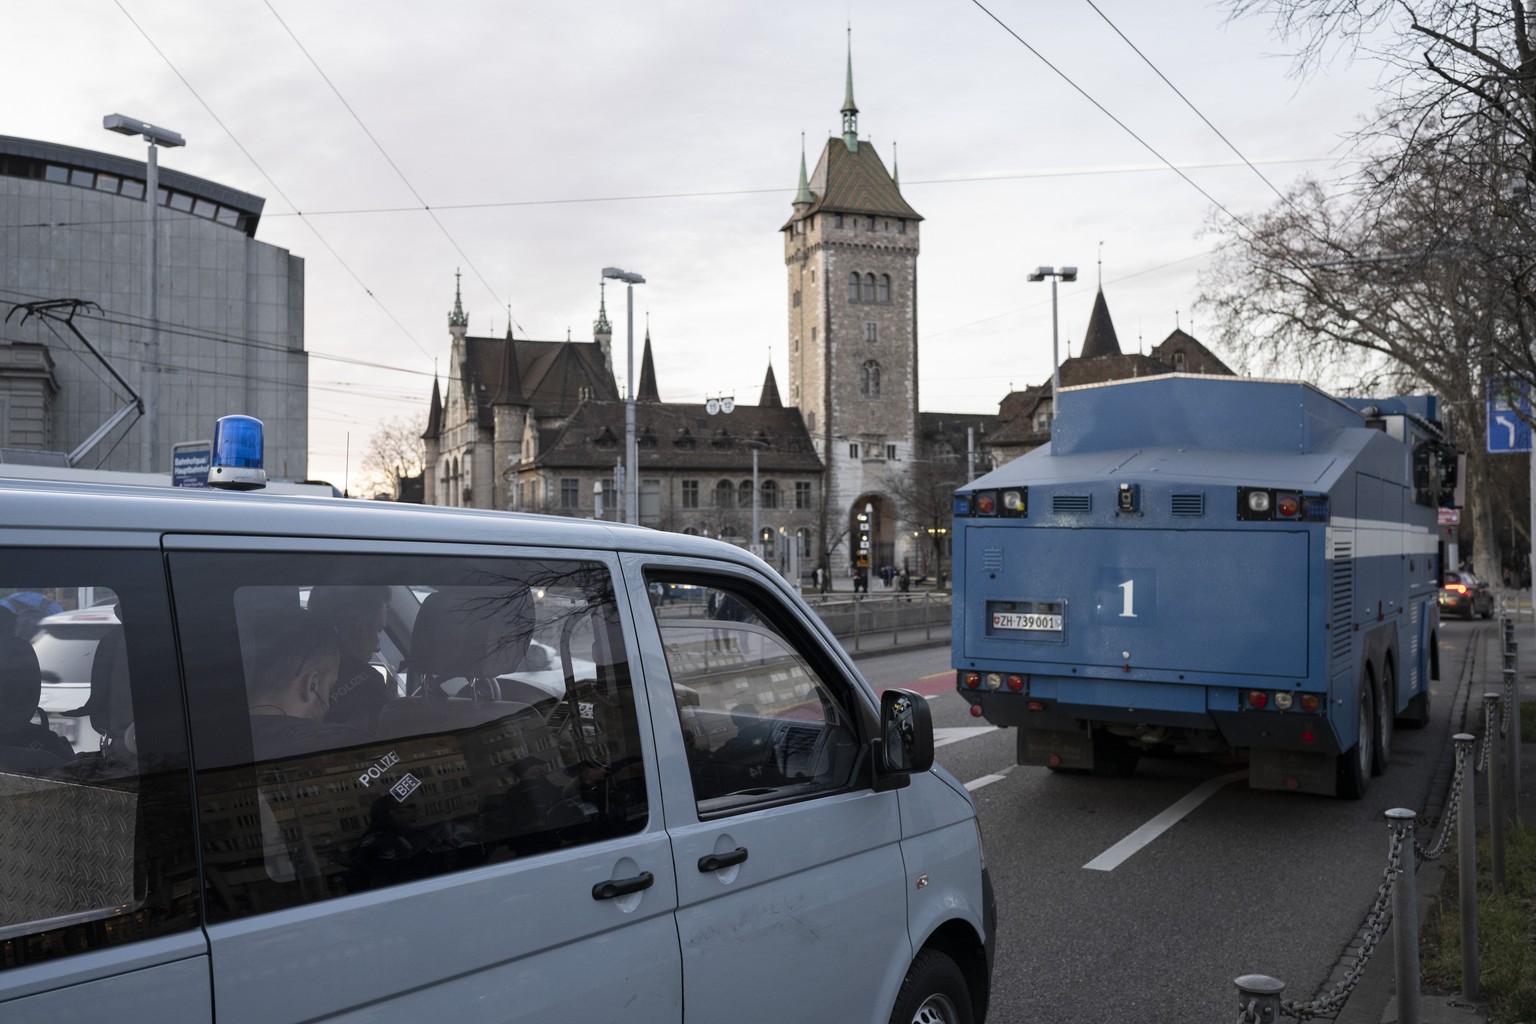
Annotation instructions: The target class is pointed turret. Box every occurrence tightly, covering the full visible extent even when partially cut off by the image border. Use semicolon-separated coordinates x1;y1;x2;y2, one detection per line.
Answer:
423;376;443;440
1079;289;1122;360
448;269;468;330
793;135;814;211
841;32;859;152
637;323;659;403
760;362;783;409
593;282;614;376
494;336;525;406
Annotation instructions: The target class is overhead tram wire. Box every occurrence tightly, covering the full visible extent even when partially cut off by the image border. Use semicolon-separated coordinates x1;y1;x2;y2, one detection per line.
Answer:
112;0;435;363
1080;0;1303;217
966;0;1250;234
260;0;523;337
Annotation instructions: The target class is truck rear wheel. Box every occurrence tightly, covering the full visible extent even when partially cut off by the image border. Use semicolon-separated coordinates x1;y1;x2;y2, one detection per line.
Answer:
1372;666;1394;775
1336;679;1374;799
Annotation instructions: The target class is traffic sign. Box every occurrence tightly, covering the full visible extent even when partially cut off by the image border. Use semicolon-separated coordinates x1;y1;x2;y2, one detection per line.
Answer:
1487;377;1532;453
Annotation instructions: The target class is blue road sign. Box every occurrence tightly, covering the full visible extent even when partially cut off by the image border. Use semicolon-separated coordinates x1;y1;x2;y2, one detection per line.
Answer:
1487;377;1533;453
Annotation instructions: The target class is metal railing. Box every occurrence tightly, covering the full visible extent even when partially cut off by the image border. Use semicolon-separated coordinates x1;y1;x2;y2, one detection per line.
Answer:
801;591;951;651
1235;615;1525;1023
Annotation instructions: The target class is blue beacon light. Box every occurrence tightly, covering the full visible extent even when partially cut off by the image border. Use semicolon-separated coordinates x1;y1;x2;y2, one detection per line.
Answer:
207;415;268;490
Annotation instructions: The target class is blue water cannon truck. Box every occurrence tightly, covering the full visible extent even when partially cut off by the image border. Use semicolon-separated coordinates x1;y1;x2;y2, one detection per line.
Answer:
951;374;1457;797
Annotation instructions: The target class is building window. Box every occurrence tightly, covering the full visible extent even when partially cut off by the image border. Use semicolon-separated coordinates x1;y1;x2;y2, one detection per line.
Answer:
848;272;861;302
714;479;734;508
862;273;876;303
760;529;776;560
886;444;898;460
848;443;859;459
738;480;753;508
795;481;813;509
898;219;907;234
560;478;580;509
864;322;877;343
866;215;876;231
811;327;817;343
761;480;780;509
796;528;811;558
1173;351;1186;371
793;289;801;308
861;360;881;398
834;213;844;228
682;479;700;509
877;274;891;303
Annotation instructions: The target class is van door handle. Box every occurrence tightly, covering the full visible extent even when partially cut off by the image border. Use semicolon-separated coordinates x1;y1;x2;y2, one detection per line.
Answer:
592;871;654;900
697;847;749;872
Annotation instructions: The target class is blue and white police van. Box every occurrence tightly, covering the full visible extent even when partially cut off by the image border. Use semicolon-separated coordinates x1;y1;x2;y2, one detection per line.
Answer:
952;375;1455;798
1;418;993;1023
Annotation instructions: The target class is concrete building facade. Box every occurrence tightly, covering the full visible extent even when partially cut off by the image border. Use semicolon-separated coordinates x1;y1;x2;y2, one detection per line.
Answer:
0;135;308;478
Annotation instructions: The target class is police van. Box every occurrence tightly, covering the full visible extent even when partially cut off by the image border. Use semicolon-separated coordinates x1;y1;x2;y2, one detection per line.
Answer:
0;420;994;1024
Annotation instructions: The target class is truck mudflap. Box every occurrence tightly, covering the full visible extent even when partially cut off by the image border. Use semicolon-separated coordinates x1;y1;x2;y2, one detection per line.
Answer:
1250;748;1337;796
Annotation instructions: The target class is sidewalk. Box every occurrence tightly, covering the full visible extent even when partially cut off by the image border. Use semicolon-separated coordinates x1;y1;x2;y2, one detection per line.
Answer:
1341;615;1535;1024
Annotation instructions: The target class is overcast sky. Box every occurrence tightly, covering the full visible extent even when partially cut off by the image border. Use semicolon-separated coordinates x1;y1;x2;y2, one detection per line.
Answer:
4;1;1390;489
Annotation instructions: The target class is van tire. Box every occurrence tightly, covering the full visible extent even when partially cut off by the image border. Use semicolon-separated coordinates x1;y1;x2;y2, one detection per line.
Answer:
889;949;974;1024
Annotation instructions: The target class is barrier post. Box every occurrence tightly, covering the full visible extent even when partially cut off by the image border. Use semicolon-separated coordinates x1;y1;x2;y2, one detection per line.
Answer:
1233;975;1285;1024
1453;734;1479;1001
893;596;901;647
1507;643;1522;826
1387;808;1421;1024
852;595;862;652
925;592;932;642
1484;693;1506;890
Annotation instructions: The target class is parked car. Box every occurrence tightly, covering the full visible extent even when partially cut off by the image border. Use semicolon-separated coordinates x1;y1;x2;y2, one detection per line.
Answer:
1439;570;1494;619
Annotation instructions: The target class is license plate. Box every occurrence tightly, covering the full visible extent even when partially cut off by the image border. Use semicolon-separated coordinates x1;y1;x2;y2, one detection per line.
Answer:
992;611;1062;632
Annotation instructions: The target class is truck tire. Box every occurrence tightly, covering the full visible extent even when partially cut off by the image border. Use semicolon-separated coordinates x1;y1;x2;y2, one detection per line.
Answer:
1337;679;1374;799
889;949;974;1024
1372;666;1394;775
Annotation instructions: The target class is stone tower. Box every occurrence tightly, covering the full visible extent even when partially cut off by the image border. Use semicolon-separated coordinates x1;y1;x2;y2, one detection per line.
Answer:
782;42;923;572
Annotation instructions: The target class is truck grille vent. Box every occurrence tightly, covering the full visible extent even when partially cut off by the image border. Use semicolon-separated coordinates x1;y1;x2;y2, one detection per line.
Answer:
1170;493;1205;517
982;546;1004;572
1331;536;1354;662
1052;494;1092;514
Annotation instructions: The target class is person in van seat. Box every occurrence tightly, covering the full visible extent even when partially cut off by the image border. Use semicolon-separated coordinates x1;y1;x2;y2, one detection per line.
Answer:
0;606;74;764
246;608;368;760
306;586;392;732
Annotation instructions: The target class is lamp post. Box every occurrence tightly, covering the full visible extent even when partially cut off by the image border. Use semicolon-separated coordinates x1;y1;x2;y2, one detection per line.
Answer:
601;267;645;524
743;438;768;557
1027;265;1077;423
105;114;184;473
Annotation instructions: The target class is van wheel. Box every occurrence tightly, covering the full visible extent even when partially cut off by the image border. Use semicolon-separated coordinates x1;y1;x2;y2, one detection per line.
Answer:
889;949;974;1024
1336;678;1374;799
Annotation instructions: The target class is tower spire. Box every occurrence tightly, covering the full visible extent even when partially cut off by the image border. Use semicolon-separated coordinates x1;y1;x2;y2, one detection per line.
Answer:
448;268;468;328
594;280;612;336
793;132;814;208
841;28;859;152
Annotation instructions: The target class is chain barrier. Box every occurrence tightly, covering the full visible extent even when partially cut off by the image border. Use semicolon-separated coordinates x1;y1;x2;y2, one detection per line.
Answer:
1478;697;1495;773
1414;742;1467;862
1277;826;1404;1020
1236;998;1261;1024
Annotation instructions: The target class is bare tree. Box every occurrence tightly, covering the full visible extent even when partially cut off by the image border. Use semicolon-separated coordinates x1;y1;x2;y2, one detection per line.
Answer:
882;458;964;583
1205;0;1536;575
359;415;426;499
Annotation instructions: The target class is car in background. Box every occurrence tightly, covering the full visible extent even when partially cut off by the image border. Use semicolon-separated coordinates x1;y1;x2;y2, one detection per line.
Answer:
30;603;119;753
1439;570;1494;619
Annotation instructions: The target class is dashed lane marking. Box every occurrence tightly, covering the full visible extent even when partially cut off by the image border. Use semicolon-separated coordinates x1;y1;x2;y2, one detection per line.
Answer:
1082;770;1248;872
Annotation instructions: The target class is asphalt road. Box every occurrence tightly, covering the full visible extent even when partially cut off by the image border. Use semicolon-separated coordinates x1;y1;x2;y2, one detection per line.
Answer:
856;621;1485;1024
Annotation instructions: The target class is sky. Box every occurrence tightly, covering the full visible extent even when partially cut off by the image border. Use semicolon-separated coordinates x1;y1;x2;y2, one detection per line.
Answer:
3;0;1394;490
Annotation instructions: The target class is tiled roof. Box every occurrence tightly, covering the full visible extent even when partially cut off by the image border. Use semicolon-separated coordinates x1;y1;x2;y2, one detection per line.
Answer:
533;401;823;473
1079;290;1122;360
461;335;618;428
801;137;921;220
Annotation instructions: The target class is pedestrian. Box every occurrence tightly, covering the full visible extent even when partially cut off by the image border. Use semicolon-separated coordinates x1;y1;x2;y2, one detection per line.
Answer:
898;568;910;595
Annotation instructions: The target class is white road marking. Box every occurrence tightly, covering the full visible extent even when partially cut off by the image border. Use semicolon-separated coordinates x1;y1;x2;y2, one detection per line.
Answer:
1082;770;1248;872
934;726;1001;749
965;773;1008;792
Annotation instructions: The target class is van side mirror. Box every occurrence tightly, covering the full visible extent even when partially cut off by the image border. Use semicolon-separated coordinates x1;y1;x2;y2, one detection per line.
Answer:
874;688;934;790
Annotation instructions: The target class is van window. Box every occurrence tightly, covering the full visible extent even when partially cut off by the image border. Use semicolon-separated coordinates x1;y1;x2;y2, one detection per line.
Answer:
644;576;862;816
171;551;648;919
0;551;198;971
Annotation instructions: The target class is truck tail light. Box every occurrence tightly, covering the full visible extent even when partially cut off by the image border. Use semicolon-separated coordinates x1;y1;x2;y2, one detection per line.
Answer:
1247;690;1269;709
1298;694;1321;713
962;672;981;689
1007;674;1025;692
985;673;1002;691
1273;691;1294;710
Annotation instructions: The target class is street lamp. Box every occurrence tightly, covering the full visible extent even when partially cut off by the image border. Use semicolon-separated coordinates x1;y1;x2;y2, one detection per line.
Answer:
105;114;184;474
742;437;768;557
1027;265;1077;423
601;267;645;525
